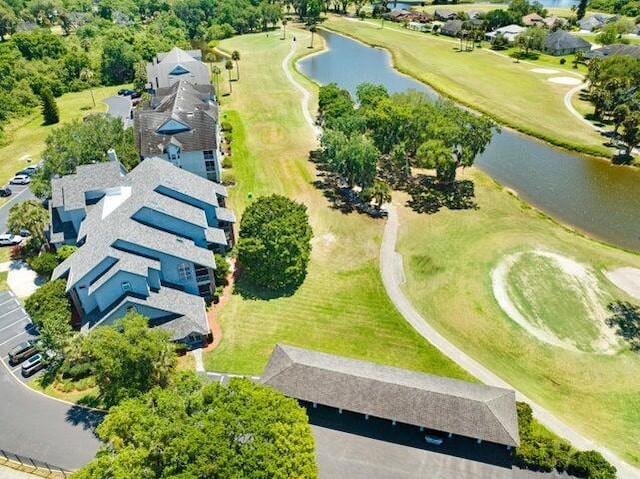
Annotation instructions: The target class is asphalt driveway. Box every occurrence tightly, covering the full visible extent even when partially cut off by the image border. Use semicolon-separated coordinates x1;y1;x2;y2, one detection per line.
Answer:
103;96;132;127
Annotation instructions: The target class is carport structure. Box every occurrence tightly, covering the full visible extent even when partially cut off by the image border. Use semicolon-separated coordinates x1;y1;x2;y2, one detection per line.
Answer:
261;344;520;449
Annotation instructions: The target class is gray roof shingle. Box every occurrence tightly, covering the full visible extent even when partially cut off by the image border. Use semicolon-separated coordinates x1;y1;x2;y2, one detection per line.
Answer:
261;344;520;447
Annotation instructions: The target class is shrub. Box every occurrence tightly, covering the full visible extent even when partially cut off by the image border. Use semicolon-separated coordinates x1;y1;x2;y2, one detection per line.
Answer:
24;279;71;328
220;121;233;132
222;156;233;169
567;451;617;479
560;58;566;64
225;132;233;144
27;252;60;279
56;244;78;261
40;87;60;125
214;253;231;286
237;195;312;291
221;171;236;186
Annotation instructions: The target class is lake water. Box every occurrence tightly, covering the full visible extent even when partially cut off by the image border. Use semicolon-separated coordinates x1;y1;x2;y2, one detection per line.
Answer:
298;30;640;252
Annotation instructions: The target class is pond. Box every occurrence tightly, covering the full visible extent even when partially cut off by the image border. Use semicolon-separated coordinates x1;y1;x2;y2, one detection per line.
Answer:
298;30;640;252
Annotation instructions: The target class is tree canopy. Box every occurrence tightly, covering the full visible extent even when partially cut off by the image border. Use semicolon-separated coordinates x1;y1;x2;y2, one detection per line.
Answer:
7;199;48;241
75;372;318;479
238;195;312;292
31;115;139;198
78;312;177;406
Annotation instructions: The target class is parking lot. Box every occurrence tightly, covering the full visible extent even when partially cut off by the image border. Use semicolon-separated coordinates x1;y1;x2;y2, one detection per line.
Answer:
0;289;41;382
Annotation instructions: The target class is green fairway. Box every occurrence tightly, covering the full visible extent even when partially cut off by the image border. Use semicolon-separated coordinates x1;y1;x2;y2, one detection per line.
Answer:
322;16;610;157
396;170;640;465
203;30;470;382
0;85;124;187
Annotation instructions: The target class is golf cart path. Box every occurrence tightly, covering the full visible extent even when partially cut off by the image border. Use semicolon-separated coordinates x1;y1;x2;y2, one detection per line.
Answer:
379;204;639;479
286;38;639;479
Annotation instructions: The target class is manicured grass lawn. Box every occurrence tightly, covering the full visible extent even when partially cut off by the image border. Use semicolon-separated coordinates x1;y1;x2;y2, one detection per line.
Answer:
322;16;610;157
0;85;124;188
203;30;471;382
396;169;640;465
29;376;102;408
0;271;7;291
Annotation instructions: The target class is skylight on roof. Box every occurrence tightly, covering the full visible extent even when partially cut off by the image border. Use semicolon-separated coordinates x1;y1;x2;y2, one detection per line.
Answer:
170;64;190;76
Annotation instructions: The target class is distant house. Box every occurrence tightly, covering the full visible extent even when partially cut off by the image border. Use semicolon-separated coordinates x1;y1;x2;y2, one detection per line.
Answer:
577;14;611;31
407;21;430;32
542;16;568;28
584;43;640;61
134;80;222;182
434;8;456;21
522;12;545;27
388;9;411;21
485;24;526;43
49;157;235;348
440;19;464;37
261;344;521;449
146;47;210;93
543;29;592;55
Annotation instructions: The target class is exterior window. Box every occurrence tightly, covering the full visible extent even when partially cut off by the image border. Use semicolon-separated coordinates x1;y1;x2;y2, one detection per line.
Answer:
205;160;216;172
121;281;132;292
178;262;192;281
204;150;215;160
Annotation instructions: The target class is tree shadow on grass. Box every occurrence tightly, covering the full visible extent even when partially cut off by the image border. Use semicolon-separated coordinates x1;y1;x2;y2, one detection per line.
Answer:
405;175;477;214
606;301;640;351
232;268;306;301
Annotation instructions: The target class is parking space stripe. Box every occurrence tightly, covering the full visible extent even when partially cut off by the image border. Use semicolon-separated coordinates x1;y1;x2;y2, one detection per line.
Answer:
0;307;23;325
0;297;17;307
0;330;28;347
0;316;29;332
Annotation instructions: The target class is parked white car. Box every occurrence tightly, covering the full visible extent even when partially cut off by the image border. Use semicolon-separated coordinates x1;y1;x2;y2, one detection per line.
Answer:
10;175;30;185
0;234;23;246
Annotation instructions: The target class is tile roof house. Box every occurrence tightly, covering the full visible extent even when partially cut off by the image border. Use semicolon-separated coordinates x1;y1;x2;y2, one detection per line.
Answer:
134;79;222;182
543;29;592;56
261;344;520;448
146;47;210;92
440;19;464;37
48;157;235;347
434;8;456;21
522;12;545;26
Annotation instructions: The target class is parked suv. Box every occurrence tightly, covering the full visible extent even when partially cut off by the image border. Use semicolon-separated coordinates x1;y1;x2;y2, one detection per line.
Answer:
8;339;38;365
22;353;46;377
0;187;11;197
0;234;23;246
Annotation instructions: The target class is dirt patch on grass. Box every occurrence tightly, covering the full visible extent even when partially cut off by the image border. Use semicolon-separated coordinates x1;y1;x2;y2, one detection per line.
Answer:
604;267;640;300
492;250;620;354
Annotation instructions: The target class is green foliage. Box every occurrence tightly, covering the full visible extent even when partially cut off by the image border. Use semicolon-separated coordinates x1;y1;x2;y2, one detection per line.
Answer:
79;312;177;406
214;253;231;286
24;279;73;361
27;251;59;279
515;27;547;56
484;9;516;30
238;195;312;291
606;301;640;351
361;180;391;208
7;199;48;241
56;244;78;261
31;115;139;198
514;402;616;478
11;29;67;60
508;0;547;20
101;38;136;84
490;34;509;51
75;373;318;479
355;83;389;108
590;0;640;15
220;120;233;132
40;87;59;125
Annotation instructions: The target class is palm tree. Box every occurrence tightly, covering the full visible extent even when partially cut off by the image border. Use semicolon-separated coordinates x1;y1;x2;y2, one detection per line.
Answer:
281;19;288;40
231;50;241;81
370;181;392;209
225;60;234;93
212;65;222;99
309;25;317;48
79;68;95;107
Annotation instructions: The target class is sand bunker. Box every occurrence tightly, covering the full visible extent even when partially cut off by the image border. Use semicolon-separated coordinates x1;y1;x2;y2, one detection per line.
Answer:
531;68;559;74
548;76;582;85
604;267;640;300
492;250;620;354
311;233;336;247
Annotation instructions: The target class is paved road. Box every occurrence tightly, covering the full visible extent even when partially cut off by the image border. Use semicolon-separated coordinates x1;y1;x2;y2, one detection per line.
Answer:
0;290;39;383
103;96;132;127
0;185;36;233
379;204;639;479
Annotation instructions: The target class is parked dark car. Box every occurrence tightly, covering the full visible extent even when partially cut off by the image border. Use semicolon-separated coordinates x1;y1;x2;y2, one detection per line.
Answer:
118;89;136;96
130;92;141;99
9;339;38;365
0;187;11;197
16;166;38;176
22;353;46;377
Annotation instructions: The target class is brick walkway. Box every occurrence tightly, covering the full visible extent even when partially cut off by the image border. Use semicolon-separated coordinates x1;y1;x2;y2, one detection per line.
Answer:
203;259;236;353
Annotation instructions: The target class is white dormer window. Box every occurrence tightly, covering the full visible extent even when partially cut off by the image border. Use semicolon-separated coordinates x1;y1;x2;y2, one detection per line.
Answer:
178;263;192;281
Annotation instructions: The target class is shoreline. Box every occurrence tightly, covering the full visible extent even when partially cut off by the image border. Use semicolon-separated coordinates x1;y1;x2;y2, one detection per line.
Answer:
319;18;637;165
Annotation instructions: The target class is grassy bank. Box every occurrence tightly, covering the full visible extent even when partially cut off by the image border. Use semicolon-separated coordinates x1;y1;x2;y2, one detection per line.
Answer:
203;29;470;381
396;169;640;465
0;85;123;187
322;16;612;158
